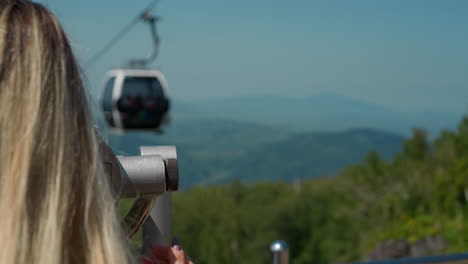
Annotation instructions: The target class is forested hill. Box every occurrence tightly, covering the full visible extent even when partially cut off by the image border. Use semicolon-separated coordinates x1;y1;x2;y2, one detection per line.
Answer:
167;117;468;264
231;128;403;182
108;119;404;187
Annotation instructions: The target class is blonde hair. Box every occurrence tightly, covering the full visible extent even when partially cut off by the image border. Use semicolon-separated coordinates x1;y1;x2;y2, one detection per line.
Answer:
0;1;131;263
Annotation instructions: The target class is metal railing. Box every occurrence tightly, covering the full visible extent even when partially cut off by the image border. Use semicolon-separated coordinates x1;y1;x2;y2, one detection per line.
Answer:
268;240;468;264
348;253;468;264
267;239;468;264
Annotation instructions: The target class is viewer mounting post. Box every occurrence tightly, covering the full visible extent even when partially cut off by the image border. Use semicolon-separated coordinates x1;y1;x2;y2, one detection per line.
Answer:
271;240;290;264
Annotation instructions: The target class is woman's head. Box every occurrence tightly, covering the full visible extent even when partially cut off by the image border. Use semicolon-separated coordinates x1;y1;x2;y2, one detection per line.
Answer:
0;1;130;263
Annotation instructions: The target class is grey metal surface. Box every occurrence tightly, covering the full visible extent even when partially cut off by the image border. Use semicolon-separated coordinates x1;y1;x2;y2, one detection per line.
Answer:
140;146;179;191
271;240;289;264
140;146;178;254
117;155;167;198
141;192;173;254
101;140;124;198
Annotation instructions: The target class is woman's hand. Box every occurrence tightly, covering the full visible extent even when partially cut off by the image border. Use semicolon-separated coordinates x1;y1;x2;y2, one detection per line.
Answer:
141;244;193;264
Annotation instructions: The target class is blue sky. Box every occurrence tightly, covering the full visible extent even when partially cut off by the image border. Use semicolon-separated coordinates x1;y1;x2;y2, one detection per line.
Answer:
37;0;468;113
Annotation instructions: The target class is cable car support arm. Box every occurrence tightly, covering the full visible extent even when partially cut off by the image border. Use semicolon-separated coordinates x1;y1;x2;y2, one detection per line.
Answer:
127;12;161;68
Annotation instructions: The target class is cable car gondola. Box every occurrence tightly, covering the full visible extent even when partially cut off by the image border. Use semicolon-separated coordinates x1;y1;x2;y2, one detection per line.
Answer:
98;6;170;131
102;69;170;130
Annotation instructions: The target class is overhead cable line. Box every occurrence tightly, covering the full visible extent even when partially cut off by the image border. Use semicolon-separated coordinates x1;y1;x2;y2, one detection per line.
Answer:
84;0;159;69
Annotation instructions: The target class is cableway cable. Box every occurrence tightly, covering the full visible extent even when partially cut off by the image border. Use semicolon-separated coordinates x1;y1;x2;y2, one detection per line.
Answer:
85;0;160;69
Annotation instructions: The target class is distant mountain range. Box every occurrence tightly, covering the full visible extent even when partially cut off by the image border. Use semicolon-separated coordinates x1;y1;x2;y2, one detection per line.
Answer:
108;119;404;188
104;94;465;187
172;94;463;137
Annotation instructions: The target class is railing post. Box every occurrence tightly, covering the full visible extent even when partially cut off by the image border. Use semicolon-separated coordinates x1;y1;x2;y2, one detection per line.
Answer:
270;240;289;264
141;192;172;255
139;146;178;255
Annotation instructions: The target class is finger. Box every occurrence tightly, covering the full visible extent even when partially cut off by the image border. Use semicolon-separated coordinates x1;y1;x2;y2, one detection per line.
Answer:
151;245;171;261
187;255;193;264
168;246;187;264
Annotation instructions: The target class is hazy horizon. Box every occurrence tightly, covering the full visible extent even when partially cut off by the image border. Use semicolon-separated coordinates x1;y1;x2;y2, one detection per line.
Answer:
173;92;467;116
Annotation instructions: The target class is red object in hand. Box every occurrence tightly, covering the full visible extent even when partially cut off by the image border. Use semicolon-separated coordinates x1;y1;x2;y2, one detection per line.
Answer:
140;238;193;264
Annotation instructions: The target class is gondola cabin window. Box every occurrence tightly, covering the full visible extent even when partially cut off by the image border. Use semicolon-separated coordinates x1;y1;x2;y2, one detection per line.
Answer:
118;77;168;129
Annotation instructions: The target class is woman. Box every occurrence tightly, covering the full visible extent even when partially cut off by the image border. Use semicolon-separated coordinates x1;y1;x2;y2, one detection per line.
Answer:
0;1;190;263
